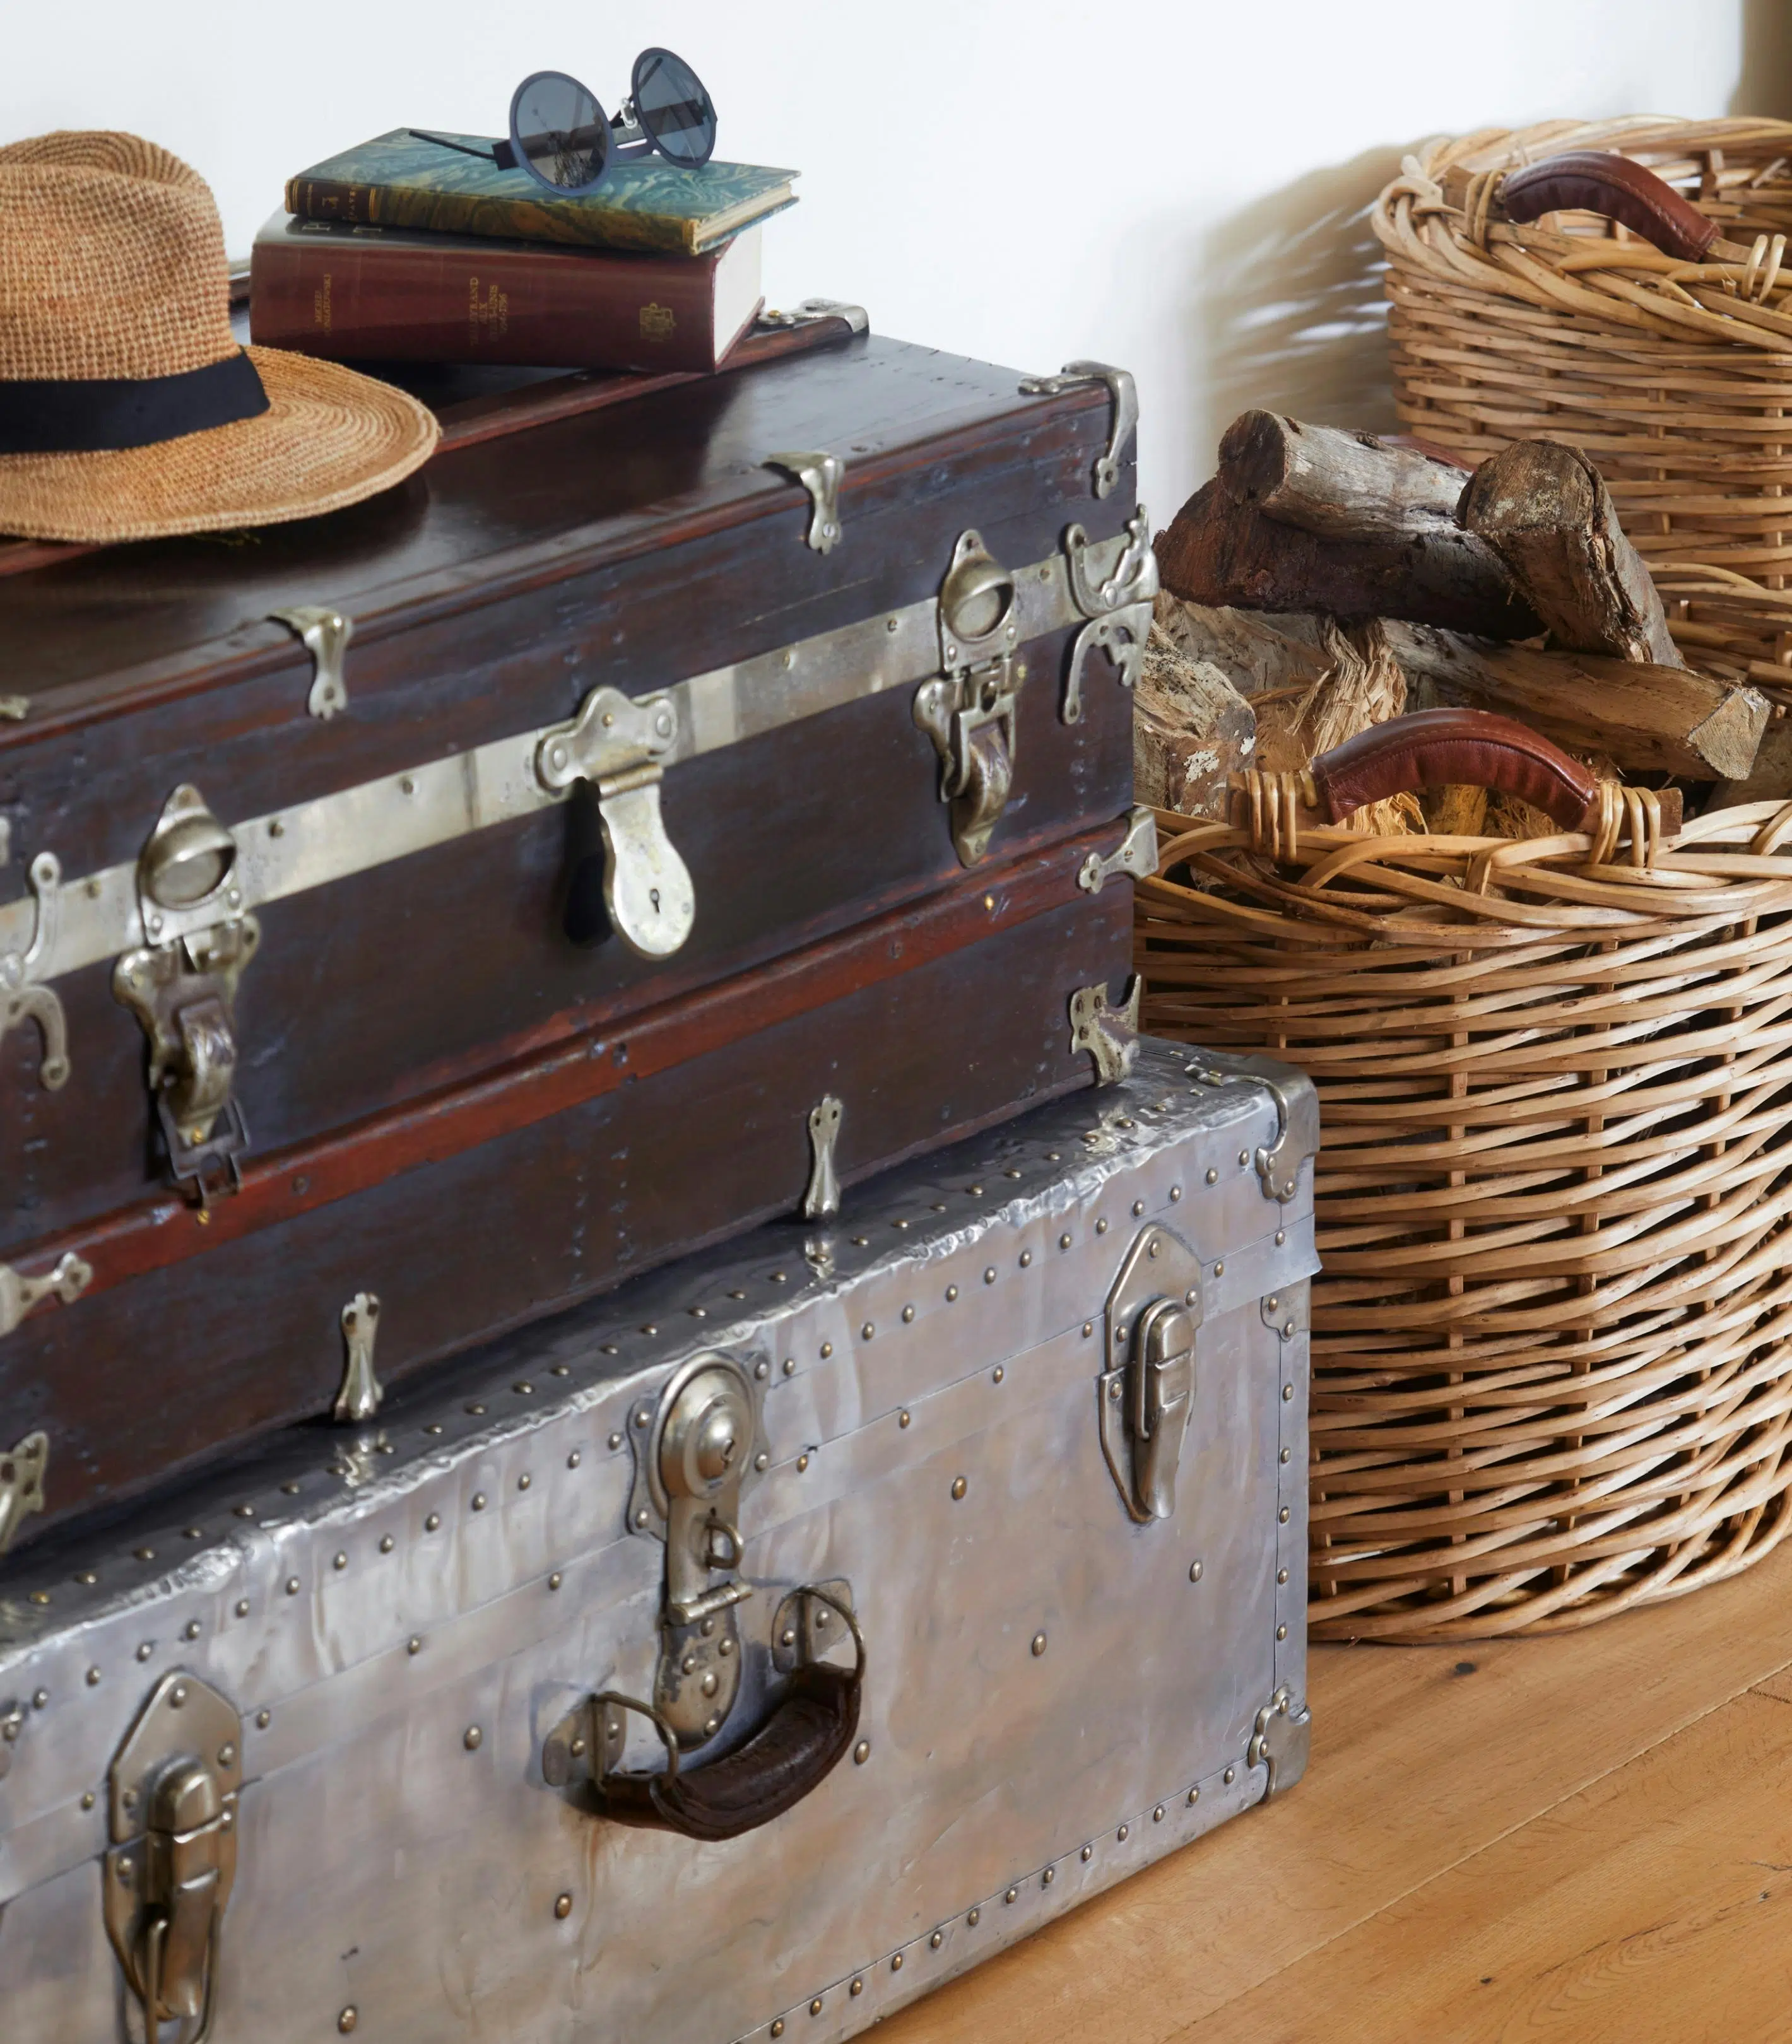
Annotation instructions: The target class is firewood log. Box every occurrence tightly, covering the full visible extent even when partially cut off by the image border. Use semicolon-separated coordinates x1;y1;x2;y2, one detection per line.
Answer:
1155;480;1542;641
1218;410;1468;542
1459;439;1685;667
1382;620;1768;782
1134;628;1257;818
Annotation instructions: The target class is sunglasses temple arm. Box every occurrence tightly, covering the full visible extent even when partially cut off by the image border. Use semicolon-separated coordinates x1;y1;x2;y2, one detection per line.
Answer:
408;129;507;167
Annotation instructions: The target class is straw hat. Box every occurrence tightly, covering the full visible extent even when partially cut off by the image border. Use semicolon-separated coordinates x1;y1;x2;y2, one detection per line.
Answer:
0;131;438;543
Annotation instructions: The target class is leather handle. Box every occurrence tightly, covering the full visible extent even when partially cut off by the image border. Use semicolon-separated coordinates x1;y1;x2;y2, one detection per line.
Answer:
1310;708;1603;830
587;1589;865;1842
1501;152;1719;262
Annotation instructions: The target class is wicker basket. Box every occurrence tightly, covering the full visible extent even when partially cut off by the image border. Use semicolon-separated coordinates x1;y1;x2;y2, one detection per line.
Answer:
1374;117;1792;691
1138;712;1792;1640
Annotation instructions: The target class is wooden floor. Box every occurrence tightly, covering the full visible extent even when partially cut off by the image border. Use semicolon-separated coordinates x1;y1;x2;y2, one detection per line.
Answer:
879;1539;1792;2044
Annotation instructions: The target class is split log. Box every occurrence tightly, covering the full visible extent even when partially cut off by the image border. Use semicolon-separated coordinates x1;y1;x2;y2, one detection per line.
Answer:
1150;592;1331;696
1382;620;1770;782
1707;719;1792;805
1155;480;1543;642
1460;438;1685;667
1135;628;1256;818
1218;410;1469;542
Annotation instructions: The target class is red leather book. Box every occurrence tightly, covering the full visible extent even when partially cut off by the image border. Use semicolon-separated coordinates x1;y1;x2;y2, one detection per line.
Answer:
249;210;763;372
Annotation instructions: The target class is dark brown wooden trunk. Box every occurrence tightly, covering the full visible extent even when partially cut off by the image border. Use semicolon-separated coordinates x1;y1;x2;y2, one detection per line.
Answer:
2;827;1131;1544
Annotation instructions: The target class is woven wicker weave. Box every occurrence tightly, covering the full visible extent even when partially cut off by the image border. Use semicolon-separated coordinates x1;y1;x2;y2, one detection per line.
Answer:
1139;775;1792;1640
1373;117;1792;692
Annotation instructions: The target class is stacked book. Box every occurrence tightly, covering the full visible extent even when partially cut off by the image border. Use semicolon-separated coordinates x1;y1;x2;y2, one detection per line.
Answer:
251;128;798;373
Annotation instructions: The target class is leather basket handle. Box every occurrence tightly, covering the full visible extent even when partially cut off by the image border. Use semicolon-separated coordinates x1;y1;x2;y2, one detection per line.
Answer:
1500;151;1719;262
572;1589;866;1843
1308;707;1680;836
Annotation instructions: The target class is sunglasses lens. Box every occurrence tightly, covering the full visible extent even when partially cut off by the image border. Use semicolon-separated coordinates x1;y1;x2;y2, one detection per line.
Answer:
511;72;608;190
632;49;717;168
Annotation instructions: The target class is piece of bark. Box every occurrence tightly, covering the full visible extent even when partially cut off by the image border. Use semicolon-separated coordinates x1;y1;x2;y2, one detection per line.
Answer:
1151;592;1331;696
1382;620;1770;781
1218;410;1470;543
1460;439;1685;667
1135;630;1257;818
1709;717;1792;804
1155;481;1543;641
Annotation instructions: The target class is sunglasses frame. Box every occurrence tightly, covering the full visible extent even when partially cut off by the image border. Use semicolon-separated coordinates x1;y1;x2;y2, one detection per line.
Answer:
411;49;716;199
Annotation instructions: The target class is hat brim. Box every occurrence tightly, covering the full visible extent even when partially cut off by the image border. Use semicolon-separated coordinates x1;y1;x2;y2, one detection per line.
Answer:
0;346;439;544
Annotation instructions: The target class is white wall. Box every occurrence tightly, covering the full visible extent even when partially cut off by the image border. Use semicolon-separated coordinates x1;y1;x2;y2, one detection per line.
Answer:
4;1;1784;520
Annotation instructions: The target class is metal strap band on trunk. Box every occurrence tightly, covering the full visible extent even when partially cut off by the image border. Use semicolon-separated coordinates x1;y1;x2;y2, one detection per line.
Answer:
0;524;1150;987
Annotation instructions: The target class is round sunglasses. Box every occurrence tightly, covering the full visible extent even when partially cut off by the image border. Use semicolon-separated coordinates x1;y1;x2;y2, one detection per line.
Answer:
411;49;717;196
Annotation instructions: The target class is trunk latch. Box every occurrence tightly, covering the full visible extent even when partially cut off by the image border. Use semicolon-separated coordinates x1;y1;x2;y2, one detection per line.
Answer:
102;1672;242;2044
1099;1223;1203;1522
914;529;1027;866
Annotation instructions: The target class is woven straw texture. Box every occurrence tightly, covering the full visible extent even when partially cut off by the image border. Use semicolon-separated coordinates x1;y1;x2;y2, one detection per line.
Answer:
1374;117;1792;693
0;131;437;543
1139;784;1792;1640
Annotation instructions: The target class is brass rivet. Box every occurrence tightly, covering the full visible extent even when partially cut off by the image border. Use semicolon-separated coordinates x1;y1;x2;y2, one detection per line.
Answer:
1005;1887;1018;1904
1275;1229;1287;1246
425;1513;441;1532
466;1403;486;1416
1170;1185;1182;1201
76;1571;97;1585
333;1553;348;1571
640;1327;657;1340
861;1322;875;1341
902;1305;916;1323
136;1643;153;1662
1186;1288;1199;1306
755;1452;770;1470
635;1407;651;1424
1188;1787;1200;1806
893;1954;905;1971
609;1432;623;1449
256;1708;271;1729
969;1184;984;1197
472;1493;487;1511
1042;1866;1055;1886
339;2010;358;2035
549;1573;563;1592
555;1893;572;1920
854;1739;871;1765
951;1476;967;1500
1095;1218;1108;1235
1148;1241;1160;1259
1277;1624;1288;1640
380;1535;394;1554
782;1628;798;1647
1083;1321;1093;1338
993;1365;1005;1384
285;1577;300;1597
218;1742;236;1767
552;1363;571;1375
899;1410;911;1428
182;1619;201;1640
518;1474;532;1491
946;1284;959;1303
820;1341;834;1360
1280;1447;1292;1464
81;1790;95;1810
852;1236;869;1248
514;1381;533;1396
464;1726;483;1751
408;1637;422;1656
1189;1560;1203;1582
1278;1568;1290;1585
1134;1200;1145;1218
135;1547;156;1561
1239;1149;1250;1167
1059;1232;1072;1250
797;1453;810;1473
1019;1250;1032;1269
983;1267;996;1284
967;1908;981;1927
1031;1631;1047;1657
851;1979;864;1997
810;1999;823;2016
1117;1824;1129;1841
931;1931;944;1949
235;1600;250;1618
635;1509;651;1529
783;1358;797;1376
1206;1168;1218;1185
1278;1506;1290;1524
1224;1766;1236;1785
772;2024;786;2039
1213;1260;1225;1278
1153;1805;1165;1823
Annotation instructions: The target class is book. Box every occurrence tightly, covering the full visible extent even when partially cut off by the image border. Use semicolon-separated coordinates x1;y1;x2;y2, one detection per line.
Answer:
285;128;797;257
249;213;764;373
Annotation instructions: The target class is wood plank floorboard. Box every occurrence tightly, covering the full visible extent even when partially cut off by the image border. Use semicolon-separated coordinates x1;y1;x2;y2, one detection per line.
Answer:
879;1539;1792;2044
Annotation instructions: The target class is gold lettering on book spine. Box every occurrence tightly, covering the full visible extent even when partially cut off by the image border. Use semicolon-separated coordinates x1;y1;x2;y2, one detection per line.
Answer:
640;302;676;342
314;273;332;332
468;278;509;346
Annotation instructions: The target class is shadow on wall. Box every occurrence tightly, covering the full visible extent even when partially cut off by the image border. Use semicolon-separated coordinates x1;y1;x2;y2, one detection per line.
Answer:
1192;148;1403;507
1733;0;1792;115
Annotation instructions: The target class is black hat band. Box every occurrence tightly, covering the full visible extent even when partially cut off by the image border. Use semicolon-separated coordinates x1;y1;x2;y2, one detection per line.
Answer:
0;349;270;455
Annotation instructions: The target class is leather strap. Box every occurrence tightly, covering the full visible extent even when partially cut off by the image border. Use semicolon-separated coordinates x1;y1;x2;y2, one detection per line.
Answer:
1310;708;1601;830
1501;153;1719;262
592;1662;862;1842
0;349;269;455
